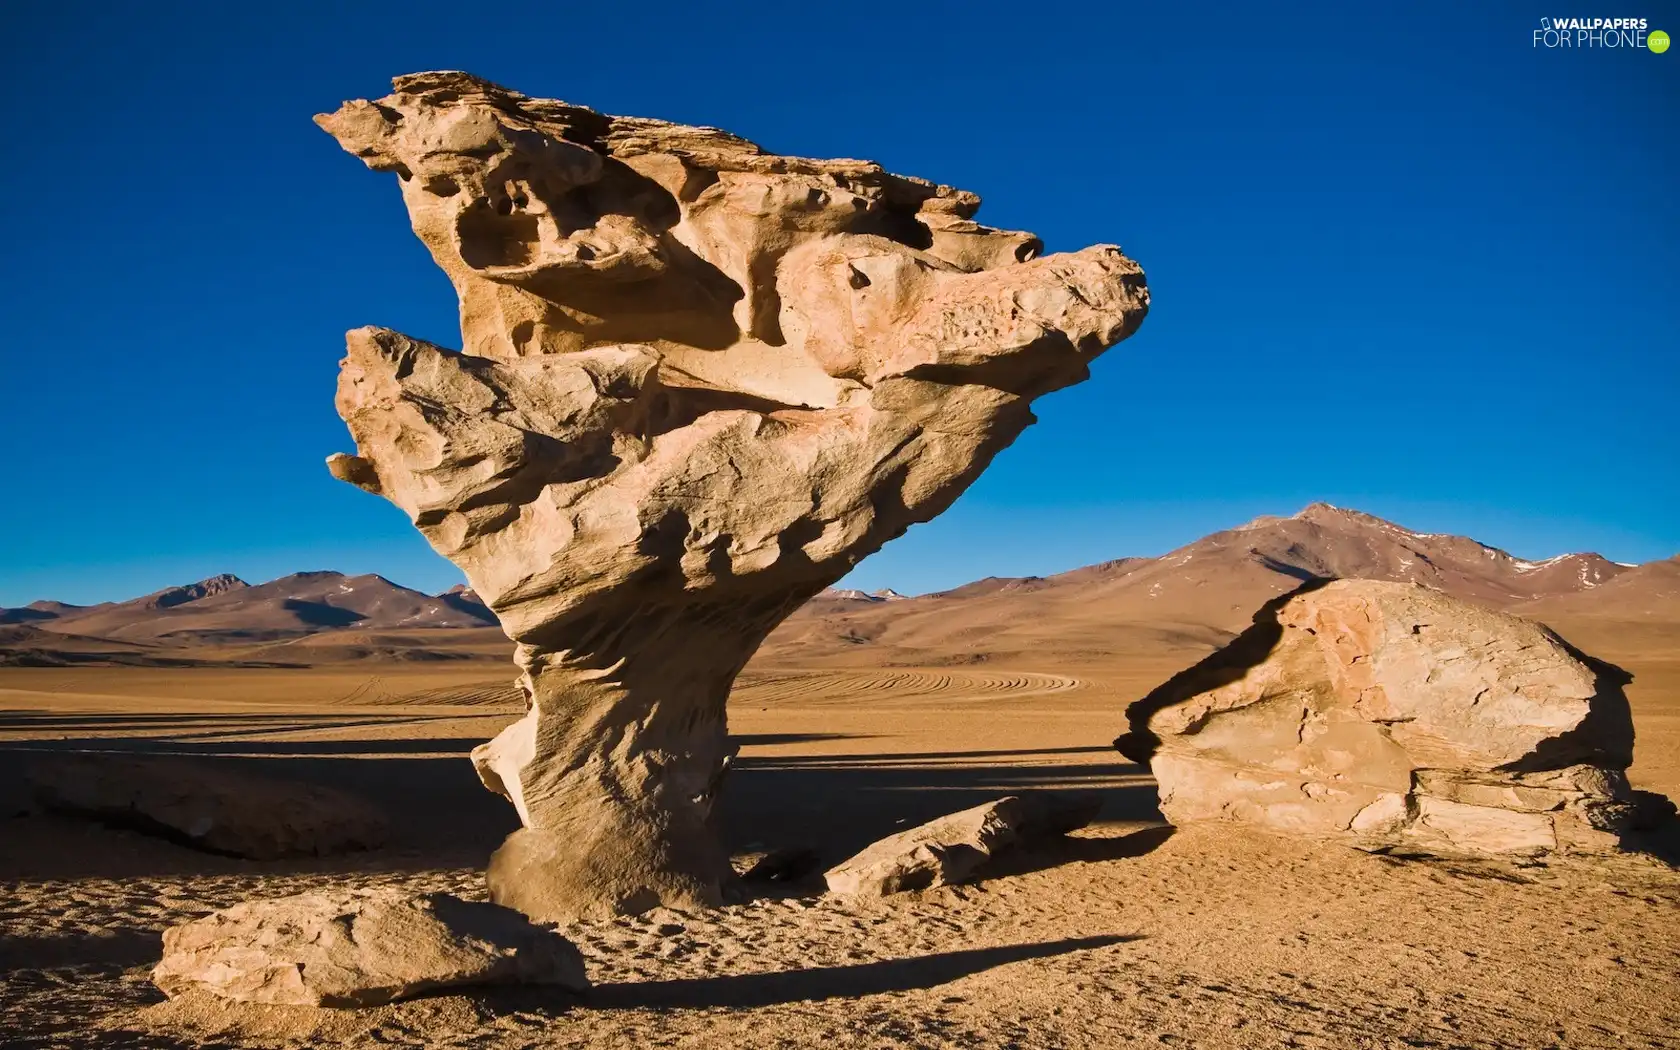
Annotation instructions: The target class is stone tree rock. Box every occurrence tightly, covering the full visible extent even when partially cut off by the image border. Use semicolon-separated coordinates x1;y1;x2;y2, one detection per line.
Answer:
152;889;588;1007
1115;579;1642;855
316;72;1149;921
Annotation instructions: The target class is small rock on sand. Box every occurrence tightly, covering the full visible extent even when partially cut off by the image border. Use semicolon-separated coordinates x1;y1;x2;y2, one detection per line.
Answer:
824;791;1102;897
152;888;588;1007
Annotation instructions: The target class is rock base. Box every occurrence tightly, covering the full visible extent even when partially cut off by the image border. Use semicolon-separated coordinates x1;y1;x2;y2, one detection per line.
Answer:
488;820;731;924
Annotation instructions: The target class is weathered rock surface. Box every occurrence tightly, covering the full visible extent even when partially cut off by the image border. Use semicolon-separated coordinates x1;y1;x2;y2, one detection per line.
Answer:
316;72;1148;921
28;755;388;859
1115;579;1641;855
824;792;1101;897
152;889;587;1007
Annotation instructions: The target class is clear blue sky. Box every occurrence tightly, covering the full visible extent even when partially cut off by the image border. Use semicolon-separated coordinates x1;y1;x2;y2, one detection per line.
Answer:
2;2;1675;606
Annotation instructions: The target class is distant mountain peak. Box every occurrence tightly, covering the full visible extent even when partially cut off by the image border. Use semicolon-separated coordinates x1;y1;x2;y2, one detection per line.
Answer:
147;573;249;610
1188;504;1634;604
1291;502;1411;531
1293;501;1346;518
438;583;491;613
1234;503;1408;538
1278;504;1584;562
824;588;880;602
820;587;912;603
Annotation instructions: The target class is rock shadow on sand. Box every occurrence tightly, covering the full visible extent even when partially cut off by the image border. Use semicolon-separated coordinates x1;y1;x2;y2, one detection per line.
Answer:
586;935;1140;1011
721;744;1164;870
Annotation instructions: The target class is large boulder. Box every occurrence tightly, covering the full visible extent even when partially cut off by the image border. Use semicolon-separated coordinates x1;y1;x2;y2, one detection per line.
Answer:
315;71;1149;921
28;754;388;859
1114;580;1641;855
152;889;588;1007
825;792;1101;897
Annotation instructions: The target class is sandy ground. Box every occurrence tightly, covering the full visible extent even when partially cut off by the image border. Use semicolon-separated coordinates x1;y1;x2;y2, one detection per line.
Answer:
1;647;1677;1048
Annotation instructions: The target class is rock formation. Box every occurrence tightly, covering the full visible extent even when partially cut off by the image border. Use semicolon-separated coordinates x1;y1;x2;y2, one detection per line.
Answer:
316;72;1149;920
29;755;389;859
152;890;588;1006
824;792;1102;897
1115;579;1642;855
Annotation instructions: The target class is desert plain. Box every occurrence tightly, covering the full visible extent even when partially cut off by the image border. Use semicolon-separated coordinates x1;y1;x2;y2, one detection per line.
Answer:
3;72;1676;1050
3;505;1678;1049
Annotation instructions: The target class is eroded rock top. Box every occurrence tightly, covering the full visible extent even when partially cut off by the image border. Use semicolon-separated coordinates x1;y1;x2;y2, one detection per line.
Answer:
318;73;1149;651
316;70;1097;370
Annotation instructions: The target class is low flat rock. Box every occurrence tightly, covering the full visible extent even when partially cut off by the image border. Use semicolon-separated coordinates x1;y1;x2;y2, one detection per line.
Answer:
28;754;388;859
824;791;1101;897
152;889;589;1007
1115;579;1645;855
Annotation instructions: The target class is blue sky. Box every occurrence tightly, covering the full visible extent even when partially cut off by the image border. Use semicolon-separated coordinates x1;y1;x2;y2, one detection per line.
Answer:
2;2;1675;606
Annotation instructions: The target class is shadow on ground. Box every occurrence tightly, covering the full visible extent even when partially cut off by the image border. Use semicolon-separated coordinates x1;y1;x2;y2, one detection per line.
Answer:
0;930;162;971
84;935;1141;1047
1626;822;1680;865
980;824;1177;884
720;745;1162;866
0;708;1161;882
539;935;1139;1011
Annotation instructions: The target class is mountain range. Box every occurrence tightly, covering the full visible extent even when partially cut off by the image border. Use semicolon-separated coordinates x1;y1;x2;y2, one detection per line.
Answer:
0;572;496;642
767;503;1677;666
1;504;1673;668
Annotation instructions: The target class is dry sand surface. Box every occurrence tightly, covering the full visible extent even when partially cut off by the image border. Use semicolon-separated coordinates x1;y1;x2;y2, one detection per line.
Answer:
2;636;1678;1048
